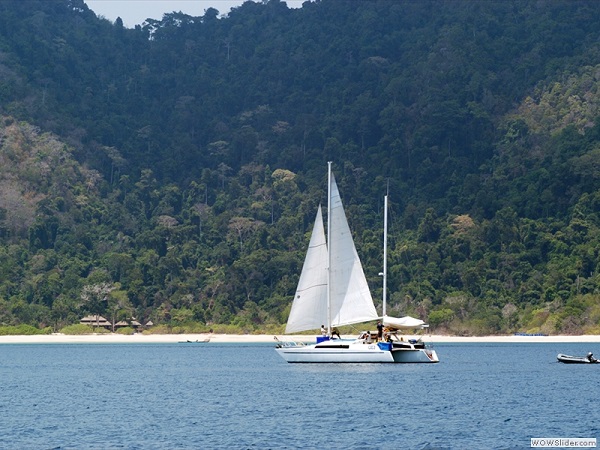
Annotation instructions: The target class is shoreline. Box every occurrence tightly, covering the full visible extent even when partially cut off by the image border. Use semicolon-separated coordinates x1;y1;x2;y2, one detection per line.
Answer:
1;333;600;344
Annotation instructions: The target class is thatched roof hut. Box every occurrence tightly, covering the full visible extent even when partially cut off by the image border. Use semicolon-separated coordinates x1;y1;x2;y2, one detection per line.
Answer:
80;315;111;328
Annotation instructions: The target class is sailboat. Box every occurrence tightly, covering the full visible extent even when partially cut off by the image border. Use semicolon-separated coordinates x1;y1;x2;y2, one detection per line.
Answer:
275;163;439;363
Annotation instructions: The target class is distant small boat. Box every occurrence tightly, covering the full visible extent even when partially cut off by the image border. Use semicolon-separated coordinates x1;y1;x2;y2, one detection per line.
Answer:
179;339;210;344
557;353;598;364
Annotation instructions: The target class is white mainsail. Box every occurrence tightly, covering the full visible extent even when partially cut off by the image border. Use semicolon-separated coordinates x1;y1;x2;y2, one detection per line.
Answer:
285;205;328;333
328;174;378;327
284;171;378;333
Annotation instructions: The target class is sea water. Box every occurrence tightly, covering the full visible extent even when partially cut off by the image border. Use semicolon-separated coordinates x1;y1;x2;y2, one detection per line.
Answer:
0;342;598;449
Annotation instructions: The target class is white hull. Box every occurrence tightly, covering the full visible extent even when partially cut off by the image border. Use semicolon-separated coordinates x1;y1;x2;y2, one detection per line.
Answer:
276;339;438;363
392;348;439;363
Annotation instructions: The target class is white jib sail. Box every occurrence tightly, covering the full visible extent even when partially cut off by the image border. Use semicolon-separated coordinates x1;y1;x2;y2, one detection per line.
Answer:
285;205;329;333
329;174;378;327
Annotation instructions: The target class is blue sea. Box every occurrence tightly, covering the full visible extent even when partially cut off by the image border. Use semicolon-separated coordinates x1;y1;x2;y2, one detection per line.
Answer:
1;341;599;449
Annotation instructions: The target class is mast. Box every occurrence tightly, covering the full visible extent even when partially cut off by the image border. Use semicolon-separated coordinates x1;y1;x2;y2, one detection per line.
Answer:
382;194;388;317
326;161;332;335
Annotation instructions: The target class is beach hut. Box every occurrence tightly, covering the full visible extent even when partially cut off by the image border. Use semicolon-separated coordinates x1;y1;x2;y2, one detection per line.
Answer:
114;320;129;328
145;320;154;327
80;315;112;329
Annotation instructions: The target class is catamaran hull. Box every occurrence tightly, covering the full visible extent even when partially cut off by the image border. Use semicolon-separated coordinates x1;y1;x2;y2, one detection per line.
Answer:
276;343;438;363
392;348;439;363
276;345;393;363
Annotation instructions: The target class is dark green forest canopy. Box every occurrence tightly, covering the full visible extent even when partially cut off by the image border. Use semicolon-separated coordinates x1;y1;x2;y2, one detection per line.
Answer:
1;0;600;335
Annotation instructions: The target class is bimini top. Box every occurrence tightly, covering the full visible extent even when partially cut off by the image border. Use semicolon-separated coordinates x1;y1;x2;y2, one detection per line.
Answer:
383;315;428;330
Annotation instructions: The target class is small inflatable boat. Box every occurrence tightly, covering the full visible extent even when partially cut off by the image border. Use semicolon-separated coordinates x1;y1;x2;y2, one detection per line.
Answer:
557;353;598;364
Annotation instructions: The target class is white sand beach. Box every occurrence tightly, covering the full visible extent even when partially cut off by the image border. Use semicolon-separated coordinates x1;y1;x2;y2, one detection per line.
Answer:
1;333;600;344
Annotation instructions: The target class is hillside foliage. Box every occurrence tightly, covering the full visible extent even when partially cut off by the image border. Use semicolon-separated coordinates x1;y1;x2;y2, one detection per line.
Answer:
1;0;600;335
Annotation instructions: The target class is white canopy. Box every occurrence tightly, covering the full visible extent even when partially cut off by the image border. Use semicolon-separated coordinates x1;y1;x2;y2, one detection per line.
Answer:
383;315;428;330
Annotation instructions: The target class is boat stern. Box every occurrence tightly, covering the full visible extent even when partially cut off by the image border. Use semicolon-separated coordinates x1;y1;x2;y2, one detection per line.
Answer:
392;347;439;363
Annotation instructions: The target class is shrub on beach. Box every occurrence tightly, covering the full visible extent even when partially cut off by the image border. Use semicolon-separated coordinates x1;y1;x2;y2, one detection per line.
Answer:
60;324;110;334
115;326;135;335
144;323;210;334
0;325;52;335
141;322;282;335
143;324;171;334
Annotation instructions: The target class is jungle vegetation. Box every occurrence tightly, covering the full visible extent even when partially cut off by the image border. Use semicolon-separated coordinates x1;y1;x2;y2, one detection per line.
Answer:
1;0;600;335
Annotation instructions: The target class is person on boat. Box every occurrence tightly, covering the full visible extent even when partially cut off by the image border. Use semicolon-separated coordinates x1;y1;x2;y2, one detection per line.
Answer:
365;331;372;344
321;325;327;336
384;329;392;342
332;327;341;339
587;352;596;362
376;321;383;342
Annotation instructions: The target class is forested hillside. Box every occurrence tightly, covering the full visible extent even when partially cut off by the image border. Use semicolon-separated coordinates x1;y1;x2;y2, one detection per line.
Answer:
1;0;600;335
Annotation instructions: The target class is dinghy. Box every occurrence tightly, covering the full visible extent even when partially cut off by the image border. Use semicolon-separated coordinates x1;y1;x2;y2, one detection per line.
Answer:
557;353;598;364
